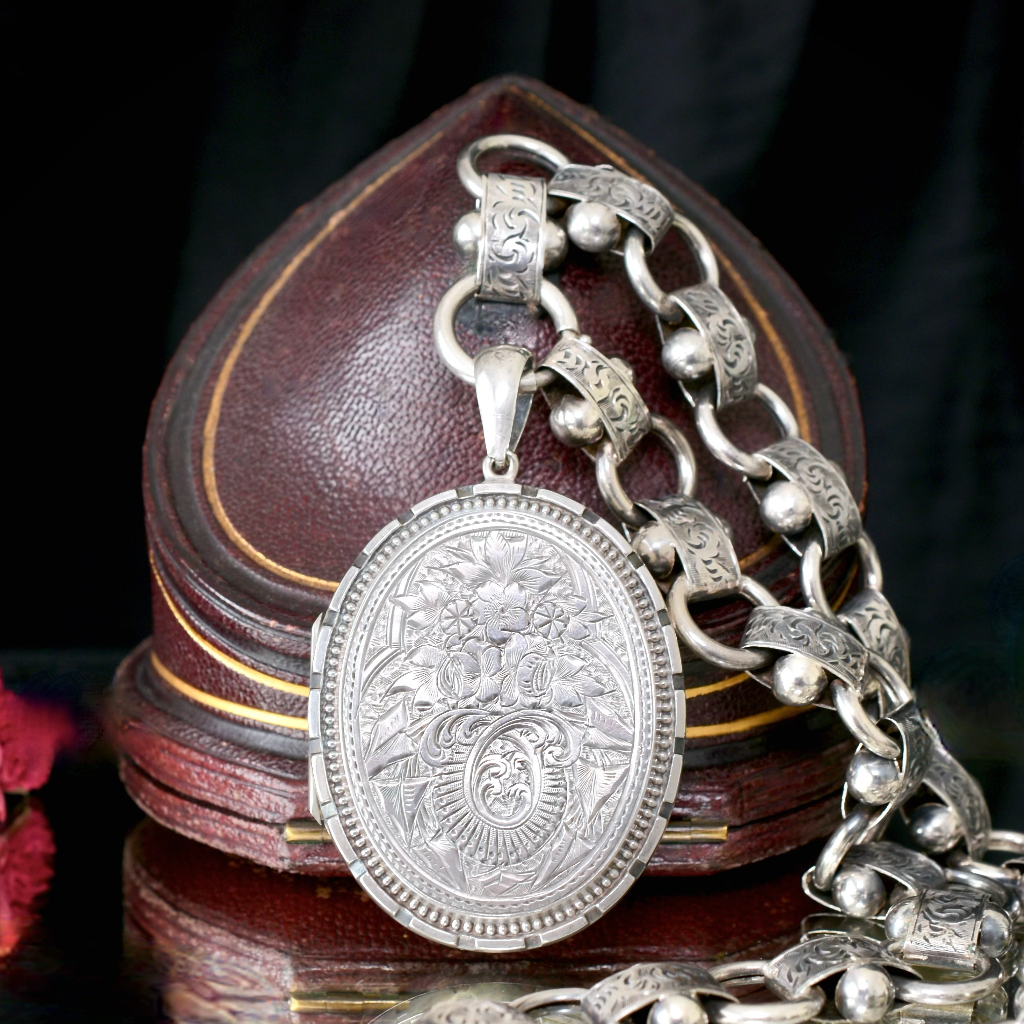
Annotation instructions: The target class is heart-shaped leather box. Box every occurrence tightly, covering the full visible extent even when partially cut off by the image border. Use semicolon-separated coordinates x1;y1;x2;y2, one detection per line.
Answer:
111;76;864;876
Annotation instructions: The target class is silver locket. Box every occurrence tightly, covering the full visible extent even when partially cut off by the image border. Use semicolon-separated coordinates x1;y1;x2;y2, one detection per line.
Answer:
308;210;683;949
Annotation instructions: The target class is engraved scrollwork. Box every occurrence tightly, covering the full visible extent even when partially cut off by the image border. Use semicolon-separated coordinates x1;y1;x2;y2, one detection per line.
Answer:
673;283;759;409
889;703;933;799
548;164;674;248
756;438;862;558
581;963;732;1024
542;334;651;461
921;721;991;856
740;606;869;687
897;889;986;970
764;935;911;1000
477;173;546;304
639;498;740;601
844;842;946;893
841;588;910;682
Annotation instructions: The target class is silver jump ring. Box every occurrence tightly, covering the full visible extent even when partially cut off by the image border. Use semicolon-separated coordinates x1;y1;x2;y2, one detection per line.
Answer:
623;213;720;320
595;413;698;527
433;274;578;386
800;538;842;627
694;384;800;479
705;988;824;1024
858;534;884;590
710;961;770;985
946;848;1021;883
509;989;589;1013
892;954;1004;1006
813;803;875;890
456;134;570;199
831;681;901;760
867;652;914;712
987;829;1024;855
668;573;779;671
482;451;520;482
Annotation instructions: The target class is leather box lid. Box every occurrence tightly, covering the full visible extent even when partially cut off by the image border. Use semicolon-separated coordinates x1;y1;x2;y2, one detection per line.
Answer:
144;76;864;747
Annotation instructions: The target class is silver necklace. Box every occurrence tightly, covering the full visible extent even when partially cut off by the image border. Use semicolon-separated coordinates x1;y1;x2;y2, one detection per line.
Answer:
309;135;1024;1021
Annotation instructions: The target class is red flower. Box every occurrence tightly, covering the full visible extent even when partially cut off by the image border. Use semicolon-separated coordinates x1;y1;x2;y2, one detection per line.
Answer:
0;676;76;823
0;671;72;957
0;801;55;956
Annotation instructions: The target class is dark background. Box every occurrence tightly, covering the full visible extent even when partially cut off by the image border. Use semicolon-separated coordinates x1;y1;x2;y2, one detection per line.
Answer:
4;0;1022;776
0;3;1022;1015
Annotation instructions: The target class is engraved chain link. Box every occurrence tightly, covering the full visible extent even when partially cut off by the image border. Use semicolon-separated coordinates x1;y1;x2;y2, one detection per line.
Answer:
423;135;1024;1023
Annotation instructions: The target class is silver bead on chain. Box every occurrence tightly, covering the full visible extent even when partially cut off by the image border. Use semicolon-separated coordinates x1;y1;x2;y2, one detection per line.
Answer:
416;135;1024;1024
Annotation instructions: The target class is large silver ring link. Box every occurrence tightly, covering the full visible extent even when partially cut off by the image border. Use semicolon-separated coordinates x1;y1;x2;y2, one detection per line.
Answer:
837;532;914;706
987;829;1024;855
457;134;570;199
706;990;824;1024
433;274;577;387
867;651;914;711
669;573;779;671
944;866;1012;904
623;213;720;319
595;413;697;527
858;533;884;590
694;384;800;479
891;955;1004;1006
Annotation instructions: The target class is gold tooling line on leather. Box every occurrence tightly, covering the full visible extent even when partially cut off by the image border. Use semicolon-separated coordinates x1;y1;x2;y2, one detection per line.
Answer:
686;703;807;738
150;551;310;697
150;651;309;731
685;671;748;699
202;130;446;591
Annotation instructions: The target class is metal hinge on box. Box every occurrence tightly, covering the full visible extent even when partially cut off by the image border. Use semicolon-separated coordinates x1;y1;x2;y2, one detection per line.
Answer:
284;817;727;845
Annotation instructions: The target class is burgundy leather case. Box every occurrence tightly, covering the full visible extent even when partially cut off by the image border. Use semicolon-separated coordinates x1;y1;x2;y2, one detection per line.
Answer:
111;76;865;875
124;818;819;1023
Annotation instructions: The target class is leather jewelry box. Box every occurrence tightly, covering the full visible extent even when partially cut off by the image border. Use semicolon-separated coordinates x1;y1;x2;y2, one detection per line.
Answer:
111;76;866;876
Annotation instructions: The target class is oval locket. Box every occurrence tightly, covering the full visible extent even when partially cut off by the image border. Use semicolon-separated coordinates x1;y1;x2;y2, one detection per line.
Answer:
309;482;683;950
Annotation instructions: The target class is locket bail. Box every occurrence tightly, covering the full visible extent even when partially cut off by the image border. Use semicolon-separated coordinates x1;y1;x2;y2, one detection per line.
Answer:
474;344;534;480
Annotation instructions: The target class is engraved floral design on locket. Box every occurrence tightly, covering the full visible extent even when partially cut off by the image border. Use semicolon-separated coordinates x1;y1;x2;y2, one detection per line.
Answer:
314;485;680;950
363;525;629;888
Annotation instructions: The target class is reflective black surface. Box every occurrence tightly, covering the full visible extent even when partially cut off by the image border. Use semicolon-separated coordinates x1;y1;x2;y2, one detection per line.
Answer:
0;654;1020;1022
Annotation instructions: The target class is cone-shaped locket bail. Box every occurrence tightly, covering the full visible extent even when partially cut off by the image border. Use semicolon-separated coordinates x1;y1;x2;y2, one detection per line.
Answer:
474;345;534;481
